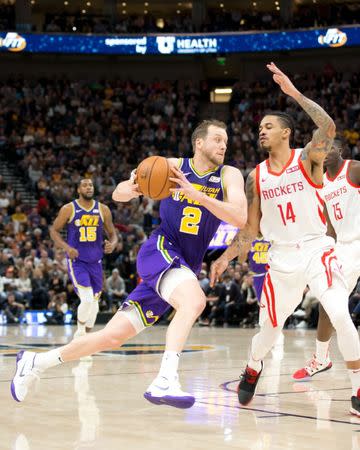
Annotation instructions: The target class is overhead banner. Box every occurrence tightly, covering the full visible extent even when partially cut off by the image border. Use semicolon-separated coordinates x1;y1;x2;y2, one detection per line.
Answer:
0;26;358;55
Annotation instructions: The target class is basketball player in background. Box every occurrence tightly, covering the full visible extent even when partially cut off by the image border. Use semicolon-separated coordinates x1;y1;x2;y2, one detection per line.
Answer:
248;238;270;302
293;139;360;380
11;119;247;409
210;62;360;416
49;178;118;340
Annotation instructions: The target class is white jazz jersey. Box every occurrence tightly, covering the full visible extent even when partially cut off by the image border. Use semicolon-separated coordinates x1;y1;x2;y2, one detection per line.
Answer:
256;148;327;244
323;160;360;243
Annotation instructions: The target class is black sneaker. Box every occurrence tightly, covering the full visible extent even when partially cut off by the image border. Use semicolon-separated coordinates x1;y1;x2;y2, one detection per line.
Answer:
350;389;360;417
237;362;263;406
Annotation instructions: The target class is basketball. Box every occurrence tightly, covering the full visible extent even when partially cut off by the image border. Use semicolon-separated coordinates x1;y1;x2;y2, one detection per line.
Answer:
136;156;176;200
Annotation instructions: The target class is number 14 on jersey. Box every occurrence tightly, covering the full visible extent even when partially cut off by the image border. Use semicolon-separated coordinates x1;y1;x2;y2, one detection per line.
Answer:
277;202;296;226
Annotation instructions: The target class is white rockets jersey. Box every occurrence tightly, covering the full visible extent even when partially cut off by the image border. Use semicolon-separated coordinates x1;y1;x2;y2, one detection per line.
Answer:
256;148;327;244
323;160;360;243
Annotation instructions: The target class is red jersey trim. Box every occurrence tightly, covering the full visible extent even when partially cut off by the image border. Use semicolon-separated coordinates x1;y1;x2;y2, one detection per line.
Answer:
298;157;323;189
255;164;261;196
325;160;346;182
266;149;295;176
346;160;360;188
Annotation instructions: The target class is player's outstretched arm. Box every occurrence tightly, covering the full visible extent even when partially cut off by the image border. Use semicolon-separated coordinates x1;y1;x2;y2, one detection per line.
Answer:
267;61;335;165
101;204;119;254
50;204;79;259
170;165;247;229
112;170;142;203
210;170;261;287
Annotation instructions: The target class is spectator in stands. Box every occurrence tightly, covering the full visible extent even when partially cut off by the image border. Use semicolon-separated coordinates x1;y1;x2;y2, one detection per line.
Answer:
106;268;127;312
4;292;25;324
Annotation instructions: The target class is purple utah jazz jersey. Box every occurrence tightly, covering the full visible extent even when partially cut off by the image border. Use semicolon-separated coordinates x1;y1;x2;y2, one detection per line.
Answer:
67;200;104;263
248;238;270;274
158;158;224;274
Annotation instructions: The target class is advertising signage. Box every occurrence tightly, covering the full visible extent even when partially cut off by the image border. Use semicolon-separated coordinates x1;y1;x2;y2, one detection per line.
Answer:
0;26;358;55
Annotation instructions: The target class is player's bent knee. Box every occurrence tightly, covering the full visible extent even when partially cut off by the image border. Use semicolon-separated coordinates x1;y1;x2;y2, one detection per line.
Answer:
78;287;95;303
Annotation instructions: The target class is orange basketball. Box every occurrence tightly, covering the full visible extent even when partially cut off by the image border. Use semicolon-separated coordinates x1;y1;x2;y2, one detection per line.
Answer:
136;156;176;200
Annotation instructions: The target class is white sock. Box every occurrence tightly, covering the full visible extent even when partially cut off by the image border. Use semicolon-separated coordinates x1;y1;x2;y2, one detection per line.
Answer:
316;339;330;363
348;368;360;396
158;351;180;380
248;354;262;373
34;349;63;371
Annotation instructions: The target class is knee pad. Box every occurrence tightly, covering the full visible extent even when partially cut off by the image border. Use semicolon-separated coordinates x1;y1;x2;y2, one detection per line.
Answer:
86;301;99;329
77;288;95;323
159;267;197;302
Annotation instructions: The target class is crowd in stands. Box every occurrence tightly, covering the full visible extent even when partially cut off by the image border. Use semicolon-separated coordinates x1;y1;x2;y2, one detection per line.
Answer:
0;2;14;31
0;67;359;327
43;3;360;34
1;2;359;35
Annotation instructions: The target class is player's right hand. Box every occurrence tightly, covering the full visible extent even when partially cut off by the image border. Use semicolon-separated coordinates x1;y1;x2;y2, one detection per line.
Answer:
67;247;79;260
210;257;228;287
266;62;299;98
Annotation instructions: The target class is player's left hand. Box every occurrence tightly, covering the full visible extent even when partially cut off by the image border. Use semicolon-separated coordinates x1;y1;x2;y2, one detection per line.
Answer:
267;62;299;98
104;240;115;254
169;166;204;203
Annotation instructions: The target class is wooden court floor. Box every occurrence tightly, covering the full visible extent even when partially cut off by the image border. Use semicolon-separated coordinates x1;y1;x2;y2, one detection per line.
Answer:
1;324;360;450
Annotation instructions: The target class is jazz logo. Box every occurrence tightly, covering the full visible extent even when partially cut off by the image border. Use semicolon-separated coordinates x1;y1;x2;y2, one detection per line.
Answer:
318;28;347;47
0;32;27;52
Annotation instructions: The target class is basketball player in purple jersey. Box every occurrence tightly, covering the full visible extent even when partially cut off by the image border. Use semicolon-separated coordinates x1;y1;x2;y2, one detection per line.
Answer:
11;120;247;409
248;238;270;301
49;178;118;340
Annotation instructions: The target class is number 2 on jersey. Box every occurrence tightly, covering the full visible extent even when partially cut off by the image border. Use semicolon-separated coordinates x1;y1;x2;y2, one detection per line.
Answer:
179;206;202;235
277;202;296;226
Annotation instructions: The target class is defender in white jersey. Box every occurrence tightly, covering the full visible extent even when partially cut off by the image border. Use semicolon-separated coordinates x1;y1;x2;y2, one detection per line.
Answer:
293;140;360;380
211;63;360;416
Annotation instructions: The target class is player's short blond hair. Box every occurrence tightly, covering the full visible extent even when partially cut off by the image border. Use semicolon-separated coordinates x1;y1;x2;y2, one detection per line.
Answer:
191;119;227;152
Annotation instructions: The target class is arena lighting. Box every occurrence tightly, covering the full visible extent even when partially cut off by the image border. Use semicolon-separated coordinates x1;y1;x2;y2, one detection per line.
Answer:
64;1;68;4
276;6;280;10
156;18;165;28
82;9;86;13
220;3;224;7
176;10;180;14
86;1;91;5
144;1;149;5
214;87;232;94
144;10;148;14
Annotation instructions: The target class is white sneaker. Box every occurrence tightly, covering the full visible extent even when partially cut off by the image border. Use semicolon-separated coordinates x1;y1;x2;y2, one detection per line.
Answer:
11;351;41;402
73;329;93;361
144;375;195;409
293;354;332;380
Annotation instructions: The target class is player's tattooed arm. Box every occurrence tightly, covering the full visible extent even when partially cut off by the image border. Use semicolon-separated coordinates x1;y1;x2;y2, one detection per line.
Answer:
296;94;336;162
210;171;260;286
266;62;335;162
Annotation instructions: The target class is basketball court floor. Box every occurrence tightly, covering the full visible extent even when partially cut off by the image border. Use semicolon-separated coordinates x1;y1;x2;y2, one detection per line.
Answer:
1;324;360;450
